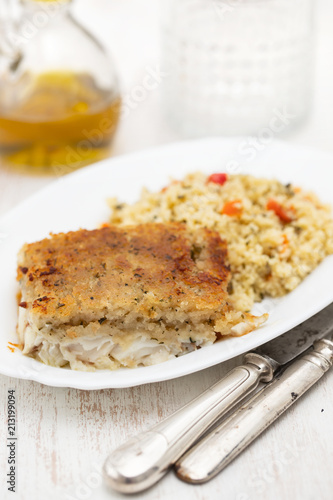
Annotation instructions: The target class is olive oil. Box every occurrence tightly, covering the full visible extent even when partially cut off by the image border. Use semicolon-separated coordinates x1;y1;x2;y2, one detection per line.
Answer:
0;72;121;174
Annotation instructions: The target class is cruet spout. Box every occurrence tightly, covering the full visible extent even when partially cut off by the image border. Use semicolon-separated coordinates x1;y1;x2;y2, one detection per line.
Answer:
0;0;22;71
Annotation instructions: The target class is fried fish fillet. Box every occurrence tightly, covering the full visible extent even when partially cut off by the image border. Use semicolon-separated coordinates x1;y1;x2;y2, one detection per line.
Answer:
17;223;266;370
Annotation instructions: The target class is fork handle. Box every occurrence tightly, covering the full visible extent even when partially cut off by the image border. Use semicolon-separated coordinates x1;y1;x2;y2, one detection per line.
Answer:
103;353;276;494
175;339;333;484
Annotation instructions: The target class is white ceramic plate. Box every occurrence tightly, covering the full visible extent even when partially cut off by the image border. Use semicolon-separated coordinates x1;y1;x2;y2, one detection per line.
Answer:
1;138;333;389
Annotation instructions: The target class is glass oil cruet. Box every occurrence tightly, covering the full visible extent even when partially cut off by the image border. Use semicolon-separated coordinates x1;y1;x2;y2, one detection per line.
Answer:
0;0;121;174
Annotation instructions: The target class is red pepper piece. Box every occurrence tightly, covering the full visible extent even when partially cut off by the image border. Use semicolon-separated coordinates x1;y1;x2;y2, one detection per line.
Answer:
207;173;228;185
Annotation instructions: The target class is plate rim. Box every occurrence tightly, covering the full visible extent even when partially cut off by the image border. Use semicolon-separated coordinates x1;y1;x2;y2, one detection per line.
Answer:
1;137;333;389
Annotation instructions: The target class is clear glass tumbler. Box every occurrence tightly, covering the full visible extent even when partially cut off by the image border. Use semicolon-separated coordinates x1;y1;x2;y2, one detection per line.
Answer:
161;0;314;137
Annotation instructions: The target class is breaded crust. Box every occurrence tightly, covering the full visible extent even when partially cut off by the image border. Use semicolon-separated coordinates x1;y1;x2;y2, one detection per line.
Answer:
17;223;231;328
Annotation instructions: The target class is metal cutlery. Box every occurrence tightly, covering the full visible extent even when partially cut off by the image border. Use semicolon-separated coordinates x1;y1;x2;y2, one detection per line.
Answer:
103;302;333;494
175;336;333;483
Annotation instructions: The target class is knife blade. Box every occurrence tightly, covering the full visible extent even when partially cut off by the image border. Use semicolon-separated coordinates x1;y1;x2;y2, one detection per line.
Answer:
254;303;333;365
175;334;333;483
103;302;333;494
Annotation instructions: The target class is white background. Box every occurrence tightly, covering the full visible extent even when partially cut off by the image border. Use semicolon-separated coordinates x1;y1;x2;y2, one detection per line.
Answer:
1;1;333;499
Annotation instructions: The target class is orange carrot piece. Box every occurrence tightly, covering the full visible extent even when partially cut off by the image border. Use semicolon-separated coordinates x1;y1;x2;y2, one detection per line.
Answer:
221;199;243;216
267;199;293;224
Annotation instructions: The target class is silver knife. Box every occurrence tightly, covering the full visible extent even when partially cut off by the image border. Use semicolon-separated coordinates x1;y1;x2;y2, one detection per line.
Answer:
175;306;333;483
103;302;333;494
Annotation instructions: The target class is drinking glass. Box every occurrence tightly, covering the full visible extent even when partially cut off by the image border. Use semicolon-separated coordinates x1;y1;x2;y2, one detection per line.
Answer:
161;0;314;137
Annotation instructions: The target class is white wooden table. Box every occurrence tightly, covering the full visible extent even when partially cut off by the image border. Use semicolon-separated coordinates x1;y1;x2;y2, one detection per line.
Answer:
1;1;333;499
